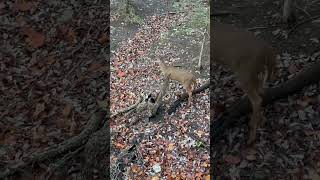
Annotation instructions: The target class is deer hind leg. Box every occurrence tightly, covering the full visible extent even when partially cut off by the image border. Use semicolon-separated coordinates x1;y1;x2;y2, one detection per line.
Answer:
240;78;264;145
257;72;267;127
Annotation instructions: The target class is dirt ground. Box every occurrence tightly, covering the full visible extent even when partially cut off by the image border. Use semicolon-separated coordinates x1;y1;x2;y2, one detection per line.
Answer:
0;1;109;179
110;1;210;179
212;0;320;179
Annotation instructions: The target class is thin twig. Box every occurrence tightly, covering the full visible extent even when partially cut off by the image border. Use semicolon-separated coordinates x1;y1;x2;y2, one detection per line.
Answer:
294;4;311;18
211;10;239;16
246;26;267;31
198;29;207;70
288;14;320;36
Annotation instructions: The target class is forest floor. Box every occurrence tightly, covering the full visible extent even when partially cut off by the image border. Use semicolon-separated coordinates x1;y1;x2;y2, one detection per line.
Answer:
0;0;109;179
212;0;320;179
110;0;210;179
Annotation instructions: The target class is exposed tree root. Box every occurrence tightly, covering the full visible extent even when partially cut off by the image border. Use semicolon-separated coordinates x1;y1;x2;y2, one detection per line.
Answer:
0;109;108;179
211;61;320;143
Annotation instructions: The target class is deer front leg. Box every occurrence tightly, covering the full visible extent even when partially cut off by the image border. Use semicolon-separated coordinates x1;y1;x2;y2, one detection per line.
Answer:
184;83;193;106
246;89;263;145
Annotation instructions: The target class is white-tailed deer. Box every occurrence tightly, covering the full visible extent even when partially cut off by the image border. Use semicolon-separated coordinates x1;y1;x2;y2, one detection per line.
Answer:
158;60;197;106
212;22;278;145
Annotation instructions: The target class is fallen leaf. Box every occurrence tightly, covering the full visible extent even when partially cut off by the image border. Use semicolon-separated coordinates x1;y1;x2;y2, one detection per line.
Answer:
13;0;35;12
114;142;126;149
69;119;77;135
137;50;144;55
304;130;320;136
88;62;102;72
167;143;175;151
97;33;109;44
117;70;126;77
196;130;204;137
310;38;319;43
224;154;241;165
131;165;141;173
97;99;108;109
0;2;5;10
272;29;281;36
62;104;72;117
33;103;45;117
151;176;159;180
246;154;257;161
46;55;56;65
204;175;210;180
298;110;307;120
202;162;209;167
16;16;27;27
21;26;45;48
195;172;203;178
288;64;298;74
66;28;77;45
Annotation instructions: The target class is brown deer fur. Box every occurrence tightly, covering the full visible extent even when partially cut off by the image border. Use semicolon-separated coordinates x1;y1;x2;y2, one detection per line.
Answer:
212;22;278;145
158;60;197;106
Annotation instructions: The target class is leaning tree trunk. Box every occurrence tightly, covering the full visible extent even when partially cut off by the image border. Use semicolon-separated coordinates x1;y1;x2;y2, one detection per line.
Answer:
283;0;296;25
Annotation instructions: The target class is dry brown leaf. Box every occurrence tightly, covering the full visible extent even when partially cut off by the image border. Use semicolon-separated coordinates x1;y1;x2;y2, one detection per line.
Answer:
224;154;241;165
21;26;45;48
46;55;56;65
304;130;320;136
288;64;298;74
196;130;204;137
0;2;5;10
13;0;35;12
62;104;72;117
204;175;210;180
67;28;77;45
97;99;108;109
202;162;209;167
137;50;145;55
33;103;45;117
88;62;103;72
131;165;141;173
117;70;126;77
167;143;175;151
195;172;203;178
151;176;159;180
114;142;126;149
246;154;257;161
97;33;109;45
16;16;27;27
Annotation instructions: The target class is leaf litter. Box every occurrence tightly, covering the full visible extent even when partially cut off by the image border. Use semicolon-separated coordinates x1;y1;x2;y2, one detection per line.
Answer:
111;13;210;179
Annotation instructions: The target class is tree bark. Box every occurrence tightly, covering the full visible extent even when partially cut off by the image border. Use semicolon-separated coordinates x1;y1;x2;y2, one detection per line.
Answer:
150;75;170;117
283;0;296;25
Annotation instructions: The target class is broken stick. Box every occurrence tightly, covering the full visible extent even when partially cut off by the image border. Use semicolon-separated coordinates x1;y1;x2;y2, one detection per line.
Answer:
150;75;170;117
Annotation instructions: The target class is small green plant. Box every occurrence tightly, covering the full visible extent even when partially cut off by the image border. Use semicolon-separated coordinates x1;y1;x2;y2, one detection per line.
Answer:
195;140;205;149
171;0;209;36
159;31;170;43
112;0;143;25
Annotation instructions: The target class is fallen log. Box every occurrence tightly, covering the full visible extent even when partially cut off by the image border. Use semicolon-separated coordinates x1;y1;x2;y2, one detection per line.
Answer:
167;81;210;114
211;61;320;143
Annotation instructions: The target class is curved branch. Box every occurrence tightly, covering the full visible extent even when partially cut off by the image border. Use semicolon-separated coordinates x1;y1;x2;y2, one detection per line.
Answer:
167;81;210;114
